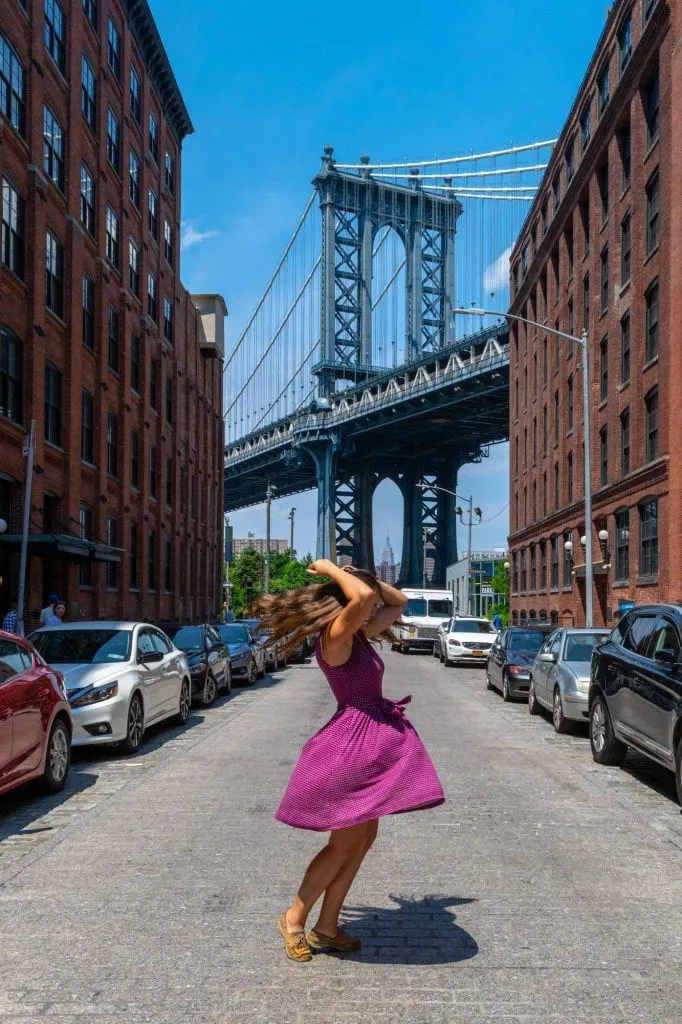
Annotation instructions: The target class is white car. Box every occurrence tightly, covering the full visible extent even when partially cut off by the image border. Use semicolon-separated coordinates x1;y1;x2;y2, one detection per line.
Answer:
438;616;498;667
30;621;191;754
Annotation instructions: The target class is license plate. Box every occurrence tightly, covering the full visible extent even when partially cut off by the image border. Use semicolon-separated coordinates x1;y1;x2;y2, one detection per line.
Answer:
472;650;484;657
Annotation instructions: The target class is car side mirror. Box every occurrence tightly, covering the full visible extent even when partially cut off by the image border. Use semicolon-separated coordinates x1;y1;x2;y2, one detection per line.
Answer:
138;650;163;665
539;652;557;664
653;648;678;667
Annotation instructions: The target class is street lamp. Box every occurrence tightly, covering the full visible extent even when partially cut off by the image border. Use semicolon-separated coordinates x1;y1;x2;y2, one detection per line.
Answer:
264;483;277;594
417;482;482;614
288;507;296;554
454;306;595;627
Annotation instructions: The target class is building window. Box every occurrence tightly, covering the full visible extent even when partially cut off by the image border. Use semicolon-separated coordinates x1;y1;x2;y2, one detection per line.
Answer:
147;272;157;321
554;464;559;510
106;517;118;588
0;34;26;136
600;247;609;313
0;325;22;424
541;200;548;236
567;298;574;337
107;304;119;372
81;389;94;463
163;297;173;343
45;231;63;318
620;408;630;476
165;151;175;194
639;499;658;578
554;390;559;445
130;65;141;123
644;64;659;149
646;170;659;255
532;480;537;521
566;229;574;278
619;121;631;190
106;108;121;174
618;16;632;76
598;162;609;221
165;374;173;424
582;274;590;332
80;164;95;234
107;18;121;80
44;0;66;74
150;357;158;410
552;175;560;215
542;336;548;383
131;333;140;393
44;361;61;445
1;177;24;278
580;105;591;152
79;504;93;586
543;404;548;455
551;535;559;589
130;429;139;489
163;219;173;265
105;206;119;266
567;376;573;433
564;139;574;184
599;427;608;487
644;0;659;21
129;239;140;297
530;545;537;592
599;336;608;401
620;212;631;284
83;0;97;30
615;509;629;582
567;452;573;504
563;530;572;588
645;388;658;462
107;410;118;476
645;279;659;363
580;194;590;257
164;538;172;592
149;445;157;498
165;456;172;507
149;112;158;162
81;54;96;130
148;531;157;591
82;274;95;351
43;106;65;192
539;541;547;590
130;521;139;588
620;312;630;383
597;63;610;116
520;548;527;593
148;189;158;239
129;149;140;208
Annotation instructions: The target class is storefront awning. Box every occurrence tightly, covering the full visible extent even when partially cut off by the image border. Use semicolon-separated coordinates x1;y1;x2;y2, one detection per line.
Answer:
0;533;122;564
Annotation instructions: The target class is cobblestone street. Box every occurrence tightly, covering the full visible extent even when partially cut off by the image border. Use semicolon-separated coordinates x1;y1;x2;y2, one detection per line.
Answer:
1;650;681;1023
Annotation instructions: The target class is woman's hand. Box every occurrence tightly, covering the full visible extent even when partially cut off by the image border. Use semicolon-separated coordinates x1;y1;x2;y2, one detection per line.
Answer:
306;559;336;579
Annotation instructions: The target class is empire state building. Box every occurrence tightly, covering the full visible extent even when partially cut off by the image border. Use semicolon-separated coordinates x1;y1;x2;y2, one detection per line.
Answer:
378;533;400;585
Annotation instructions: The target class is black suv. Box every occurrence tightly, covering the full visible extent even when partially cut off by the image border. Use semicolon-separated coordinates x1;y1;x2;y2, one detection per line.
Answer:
589;604;682;805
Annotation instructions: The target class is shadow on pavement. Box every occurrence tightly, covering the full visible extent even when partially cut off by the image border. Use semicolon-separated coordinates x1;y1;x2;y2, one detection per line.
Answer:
0;767;98;839
621;751;679;806
340;894;478;964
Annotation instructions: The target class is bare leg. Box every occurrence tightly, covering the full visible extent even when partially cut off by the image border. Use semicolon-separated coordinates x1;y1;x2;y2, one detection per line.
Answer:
285;823;369;933
313;819;378;936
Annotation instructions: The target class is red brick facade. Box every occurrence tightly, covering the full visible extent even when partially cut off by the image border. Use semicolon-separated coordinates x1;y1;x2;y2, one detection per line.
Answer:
0;0;224;628
508;0;678;628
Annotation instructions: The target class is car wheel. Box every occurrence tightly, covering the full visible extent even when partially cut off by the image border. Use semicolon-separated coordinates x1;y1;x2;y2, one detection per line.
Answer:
247;659;257;685
224;664;232;695
202;673;218;707
258;659;266;679
485;668;494;691
443;651;452;667
40;718;70;794
120;693;144;754
675;737;682;807
528;678;540;715
589;694;627;765
175;679;191;724
502;672;513;702
552;687;572;734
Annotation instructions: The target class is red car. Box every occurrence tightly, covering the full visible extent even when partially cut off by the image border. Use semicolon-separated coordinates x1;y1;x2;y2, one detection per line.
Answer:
0;629;72;798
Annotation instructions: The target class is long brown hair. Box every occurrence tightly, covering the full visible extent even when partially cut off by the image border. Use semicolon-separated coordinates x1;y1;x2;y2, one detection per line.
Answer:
256;569;393;655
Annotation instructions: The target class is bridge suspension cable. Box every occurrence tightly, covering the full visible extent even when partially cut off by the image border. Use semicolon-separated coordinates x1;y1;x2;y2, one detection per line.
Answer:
334;139;557;170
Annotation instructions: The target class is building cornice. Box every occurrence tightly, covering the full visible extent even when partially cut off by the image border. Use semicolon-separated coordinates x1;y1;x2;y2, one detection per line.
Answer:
123;0;194;142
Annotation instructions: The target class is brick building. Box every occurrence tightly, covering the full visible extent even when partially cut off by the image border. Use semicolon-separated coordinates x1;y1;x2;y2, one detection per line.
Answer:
508;0;678;628
231;536;289;558
0;0;225;628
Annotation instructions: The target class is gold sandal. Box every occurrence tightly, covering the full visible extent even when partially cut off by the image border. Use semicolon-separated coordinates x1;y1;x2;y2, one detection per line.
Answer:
278;913;313;962
307;927;362;953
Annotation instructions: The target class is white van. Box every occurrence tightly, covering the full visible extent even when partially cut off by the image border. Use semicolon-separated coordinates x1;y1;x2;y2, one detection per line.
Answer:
395;589;453;653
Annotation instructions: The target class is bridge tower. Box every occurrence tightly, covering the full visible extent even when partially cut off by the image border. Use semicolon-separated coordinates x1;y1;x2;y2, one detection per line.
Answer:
304;148;465;584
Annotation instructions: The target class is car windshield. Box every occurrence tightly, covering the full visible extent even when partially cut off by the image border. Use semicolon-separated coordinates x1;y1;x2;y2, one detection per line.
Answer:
405;598;453;617
508;631;547;653
167;626;204;652
31;629;131;664
564;633;607;662
452;619;495;634
216;624;249;644
429;600;453;616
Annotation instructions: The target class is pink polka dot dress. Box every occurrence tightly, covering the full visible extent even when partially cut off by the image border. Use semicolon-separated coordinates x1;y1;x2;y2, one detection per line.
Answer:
275;632;445;831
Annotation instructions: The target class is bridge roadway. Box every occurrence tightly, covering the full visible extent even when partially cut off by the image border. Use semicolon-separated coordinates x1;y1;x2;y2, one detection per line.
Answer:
224;324;510;512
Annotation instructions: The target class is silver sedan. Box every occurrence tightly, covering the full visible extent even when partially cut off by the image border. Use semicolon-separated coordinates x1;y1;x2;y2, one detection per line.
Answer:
528;628;609;733
29;622;191;754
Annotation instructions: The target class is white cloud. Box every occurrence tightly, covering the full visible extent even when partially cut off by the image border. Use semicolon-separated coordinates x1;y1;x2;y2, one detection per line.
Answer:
181;223;220;250
482;245;513;294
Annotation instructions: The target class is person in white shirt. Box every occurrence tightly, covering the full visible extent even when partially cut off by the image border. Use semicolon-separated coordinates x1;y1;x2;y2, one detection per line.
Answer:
40;594;60;626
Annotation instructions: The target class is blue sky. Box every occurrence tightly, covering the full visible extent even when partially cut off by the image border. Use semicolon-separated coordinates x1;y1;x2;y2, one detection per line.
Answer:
153;0;609;562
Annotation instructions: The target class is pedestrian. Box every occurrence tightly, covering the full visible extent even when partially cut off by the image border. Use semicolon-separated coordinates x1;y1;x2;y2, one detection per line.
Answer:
1;598;23;636
40;593;60;627
45;601;66;627
492;610;502;630
258;559;445;963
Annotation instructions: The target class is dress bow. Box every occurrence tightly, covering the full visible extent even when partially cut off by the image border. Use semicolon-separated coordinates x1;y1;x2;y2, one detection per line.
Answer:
383;695;412;719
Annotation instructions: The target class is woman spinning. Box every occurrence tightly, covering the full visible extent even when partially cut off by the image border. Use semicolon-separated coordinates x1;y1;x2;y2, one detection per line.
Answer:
258;558;445;963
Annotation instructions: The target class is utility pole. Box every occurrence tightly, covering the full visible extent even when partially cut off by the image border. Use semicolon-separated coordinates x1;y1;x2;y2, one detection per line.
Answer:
416;482;482;611
422;527;431;589
288;506;296;554
466;495;474;615
264;482;276;593
17;420;35;636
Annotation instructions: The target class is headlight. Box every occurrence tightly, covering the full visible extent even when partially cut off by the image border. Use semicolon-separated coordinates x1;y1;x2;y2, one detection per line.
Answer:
71;682;119;707
508;664;528;676
448;639;463;647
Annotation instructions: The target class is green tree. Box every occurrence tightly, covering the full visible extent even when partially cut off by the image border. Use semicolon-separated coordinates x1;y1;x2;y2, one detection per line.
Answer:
229;546;264;617
487;561;510;626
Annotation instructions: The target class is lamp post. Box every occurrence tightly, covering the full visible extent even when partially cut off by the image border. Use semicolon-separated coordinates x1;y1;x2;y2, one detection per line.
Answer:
454;306;594;627
288;507;296;554
264;482;276;594
417;482;482;613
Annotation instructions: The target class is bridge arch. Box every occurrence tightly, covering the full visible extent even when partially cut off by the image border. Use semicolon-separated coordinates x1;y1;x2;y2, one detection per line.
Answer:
372;226;406;368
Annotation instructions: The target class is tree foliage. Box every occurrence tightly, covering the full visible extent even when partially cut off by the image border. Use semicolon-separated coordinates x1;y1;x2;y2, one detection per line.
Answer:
228;547;313;616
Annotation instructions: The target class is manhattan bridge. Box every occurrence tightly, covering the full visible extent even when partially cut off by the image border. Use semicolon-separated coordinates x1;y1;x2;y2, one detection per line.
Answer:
224;141;555;586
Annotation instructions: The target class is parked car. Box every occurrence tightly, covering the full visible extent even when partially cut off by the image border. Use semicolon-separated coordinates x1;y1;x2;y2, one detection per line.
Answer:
0;630;72;797
261;630;288;670
528;628;609;733
589;604;682;805
438;616;497;667
213;623;265;684
486;625;554;701
30;622;191;754
165;625;231;705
